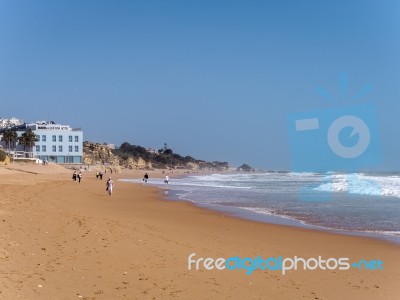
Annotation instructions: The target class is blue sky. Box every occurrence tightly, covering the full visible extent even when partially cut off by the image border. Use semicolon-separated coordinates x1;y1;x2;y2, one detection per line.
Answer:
1;0;399;170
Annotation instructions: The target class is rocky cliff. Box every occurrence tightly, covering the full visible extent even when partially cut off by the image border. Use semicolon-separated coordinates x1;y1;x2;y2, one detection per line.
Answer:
83;141;230;171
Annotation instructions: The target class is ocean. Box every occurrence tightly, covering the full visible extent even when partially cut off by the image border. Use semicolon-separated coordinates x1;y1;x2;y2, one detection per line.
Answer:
120;172;400;243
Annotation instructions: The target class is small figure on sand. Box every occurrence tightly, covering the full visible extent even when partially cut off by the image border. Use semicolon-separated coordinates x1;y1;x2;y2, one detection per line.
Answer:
106;177;114;196
99;171;103;180
72;171;77;182
96;171;99;179
143;173;149;183
78;172;82;183
164;175;169;184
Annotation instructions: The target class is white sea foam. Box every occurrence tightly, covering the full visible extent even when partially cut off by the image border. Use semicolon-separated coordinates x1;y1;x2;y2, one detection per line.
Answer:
313;173;400;198
360;230;400;237
172;182;253;189
121;172;400;198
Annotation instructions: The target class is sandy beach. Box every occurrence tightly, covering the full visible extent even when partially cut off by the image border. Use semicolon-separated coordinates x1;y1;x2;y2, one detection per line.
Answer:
0;163;399;299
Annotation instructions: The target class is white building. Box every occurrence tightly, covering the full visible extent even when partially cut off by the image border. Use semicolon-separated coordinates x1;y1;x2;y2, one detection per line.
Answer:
0;117;24;129
0;119;83;164
146;148;159;154
103;143;116;150
26;121;83;163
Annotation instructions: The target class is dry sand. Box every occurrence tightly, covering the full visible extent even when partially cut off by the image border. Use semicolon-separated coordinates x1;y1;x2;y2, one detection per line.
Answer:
0;163;399;299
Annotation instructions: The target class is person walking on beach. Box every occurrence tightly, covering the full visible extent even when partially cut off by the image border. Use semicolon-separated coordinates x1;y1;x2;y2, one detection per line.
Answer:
99;171;103;180
72;171;77;182
106;177;114;196
78;172;82;183
164;174;169;184
143;173;149;183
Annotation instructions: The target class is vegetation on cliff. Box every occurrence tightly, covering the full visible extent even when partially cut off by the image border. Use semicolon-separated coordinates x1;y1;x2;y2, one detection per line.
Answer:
83;141;230;171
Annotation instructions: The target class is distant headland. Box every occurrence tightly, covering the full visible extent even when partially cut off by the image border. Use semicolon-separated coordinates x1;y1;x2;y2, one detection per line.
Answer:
83;141;236;172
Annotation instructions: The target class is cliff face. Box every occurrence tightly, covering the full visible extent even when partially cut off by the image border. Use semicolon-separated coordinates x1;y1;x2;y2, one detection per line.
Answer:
123;156;151;169
83;142;120;166
83;141;229;171
83;142;153;170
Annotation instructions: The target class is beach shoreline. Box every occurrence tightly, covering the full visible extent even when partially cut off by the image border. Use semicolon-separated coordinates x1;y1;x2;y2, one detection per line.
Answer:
121;172;400;245
1;164;399;299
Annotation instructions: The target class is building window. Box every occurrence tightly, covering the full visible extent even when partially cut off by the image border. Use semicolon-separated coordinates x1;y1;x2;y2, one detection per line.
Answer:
36;135;40;141
36;145;40;152
42;145;46;152
52;145;56;152
59;145;63;152
75;136;79;142
69;135;73;142
75;146;79;152
42;135;46;142
59;135;63;142
52;135;56;142
69;145;73;152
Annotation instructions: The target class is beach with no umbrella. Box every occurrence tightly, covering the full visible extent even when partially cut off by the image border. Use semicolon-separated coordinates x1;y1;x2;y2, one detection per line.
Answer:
0;163;399;299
